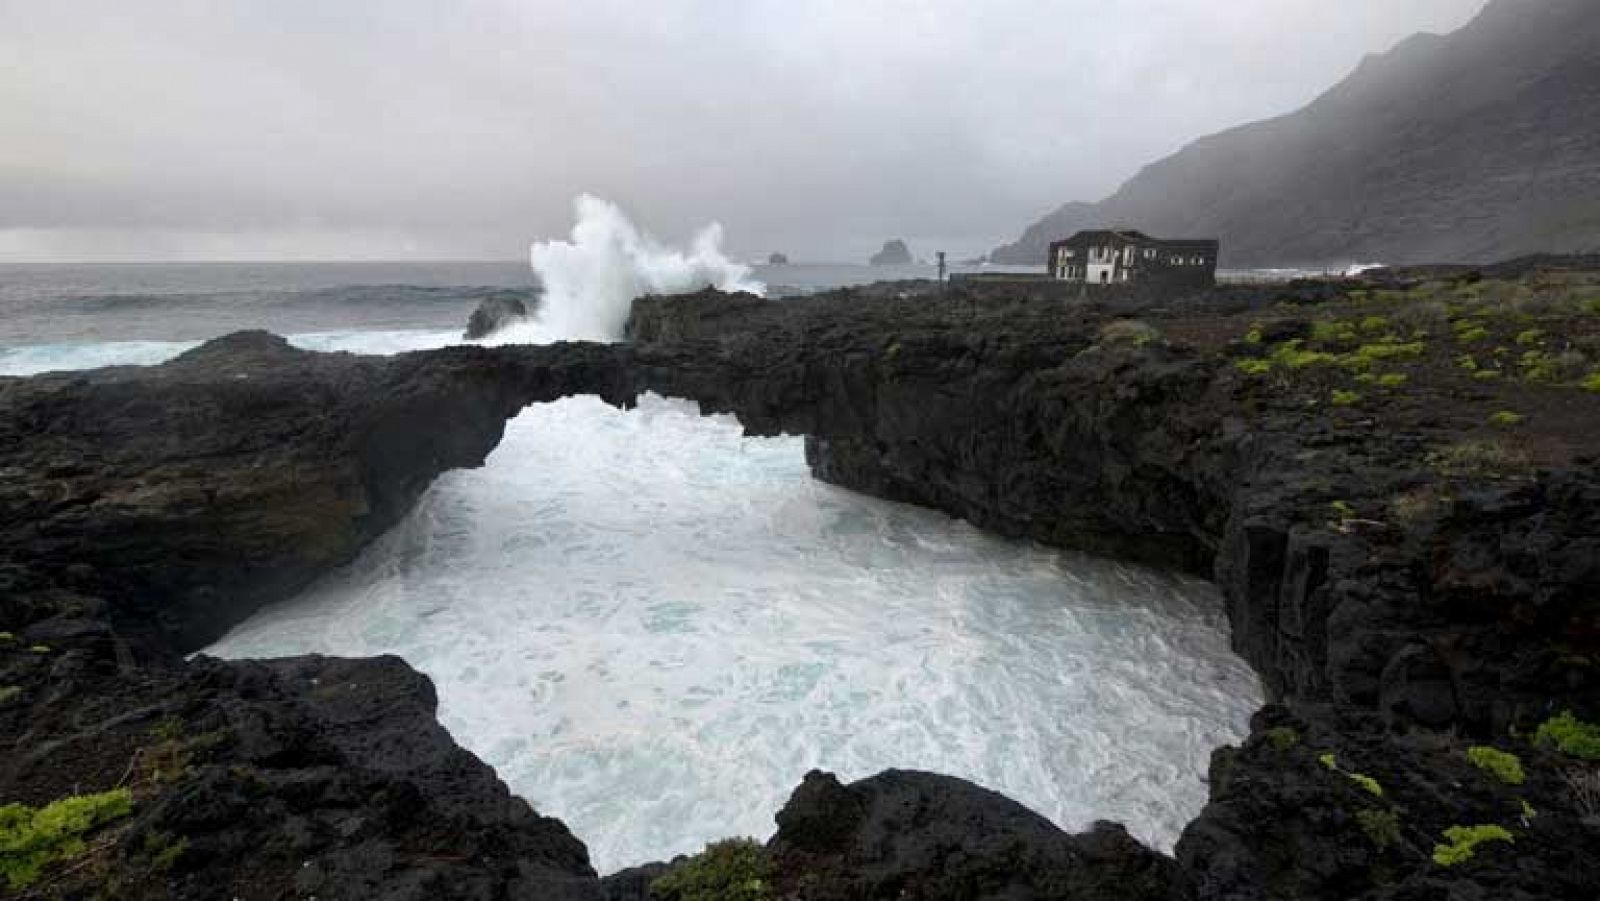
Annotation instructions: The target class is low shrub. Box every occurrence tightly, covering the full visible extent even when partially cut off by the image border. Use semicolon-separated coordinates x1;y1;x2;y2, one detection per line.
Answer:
1426;439;1531;479
1356;809;1401;850
0;789;134;888
1535;711;1600;760
1431;824;1513;867
1096;319;1162;349
1466;746;1525;785
651;839;771;901
1489;410;1524;427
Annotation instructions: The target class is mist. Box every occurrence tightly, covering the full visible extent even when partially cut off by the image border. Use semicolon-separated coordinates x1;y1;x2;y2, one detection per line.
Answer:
0;0;1487;262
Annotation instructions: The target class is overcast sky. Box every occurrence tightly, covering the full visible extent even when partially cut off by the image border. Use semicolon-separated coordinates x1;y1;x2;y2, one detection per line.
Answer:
0;0;1489;263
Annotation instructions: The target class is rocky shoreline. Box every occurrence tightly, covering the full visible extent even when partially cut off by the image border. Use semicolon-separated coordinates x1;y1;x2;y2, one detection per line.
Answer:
4;262;1599;898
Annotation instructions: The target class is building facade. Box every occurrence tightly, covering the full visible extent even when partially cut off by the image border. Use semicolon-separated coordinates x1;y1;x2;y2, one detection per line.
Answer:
1049;230;1219;288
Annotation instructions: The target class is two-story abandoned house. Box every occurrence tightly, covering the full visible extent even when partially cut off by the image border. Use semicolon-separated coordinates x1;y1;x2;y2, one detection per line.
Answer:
1048;230;1219;288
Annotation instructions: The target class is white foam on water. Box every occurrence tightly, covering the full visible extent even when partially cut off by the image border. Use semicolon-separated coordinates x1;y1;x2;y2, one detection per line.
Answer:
0;330;459;376
207;391;1262;874
490;195;764;345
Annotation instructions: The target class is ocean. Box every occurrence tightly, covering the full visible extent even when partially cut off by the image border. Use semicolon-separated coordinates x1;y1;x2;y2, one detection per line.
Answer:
1;255;1261;873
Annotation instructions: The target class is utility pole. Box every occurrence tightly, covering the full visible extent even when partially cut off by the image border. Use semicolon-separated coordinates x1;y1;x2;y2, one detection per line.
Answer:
936;251;947;289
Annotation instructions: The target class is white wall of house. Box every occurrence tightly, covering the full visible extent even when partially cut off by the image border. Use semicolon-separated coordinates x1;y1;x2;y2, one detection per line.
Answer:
1087;263;1116;283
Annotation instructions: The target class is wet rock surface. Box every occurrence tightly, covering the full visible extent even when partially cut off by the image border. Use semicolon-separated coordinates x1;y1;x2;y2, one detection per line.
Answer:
462;291;533;341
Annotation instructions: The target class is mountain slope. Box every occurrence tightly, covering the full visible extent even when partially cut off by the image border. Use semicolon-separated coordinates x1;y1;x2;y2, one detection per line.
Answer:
993;0;1600;268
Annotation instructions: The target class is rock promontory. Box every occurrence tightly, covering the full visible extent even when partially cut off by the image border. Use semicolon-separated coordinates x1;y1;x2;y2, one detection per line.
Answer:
868;239;912;266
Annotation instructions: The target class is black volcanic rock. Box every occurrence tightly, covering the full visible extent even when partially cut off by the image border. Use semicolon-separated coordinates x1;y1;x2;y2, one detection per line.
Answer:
767;769;1186;900
462;290;531;340
7;263;1600;898
993;0;1600;267
869;239;912;266
0;330;634;655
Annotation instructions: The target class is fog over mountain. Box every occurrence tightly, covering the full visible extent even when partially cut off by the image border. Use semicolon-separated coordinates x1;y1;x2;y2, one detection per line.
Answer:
993;0;1600;268
1;0;1485;262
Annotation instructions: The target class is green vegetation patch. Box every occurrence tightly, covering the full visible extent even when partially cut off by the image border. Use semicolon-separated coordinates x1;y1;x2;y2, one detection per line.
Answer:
1431;824;1513;867
1331;390;1362;407
0;789;133;888
1466;746;1525;785
1264;726;1299;751
1584;371;1600;393
1489;410;1525;427
1356;809;1401;850
0;686;19;704
1096;319;1162;349
651;838;771;901
1534;710;1600;760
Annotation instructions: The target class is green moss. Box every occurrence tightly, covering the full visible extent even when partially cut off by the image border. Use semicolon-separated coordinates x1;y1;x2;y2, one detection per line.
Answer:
1235;358;1273;376
1319;752;1338;770
27;645;50;654
1376;373;1408;388
1359;315;1390;334
1431;824;1513;867
1329;500;1356;519
0;686;19;704
1356;809;1401;850
1519;799;1536;823
1097;319;1162;348
1331;390;1362;407
0;632;15;645
1311;320;1357;343
1534;710;1600;760
1264;726;1299;750
1466;746;1525;785
1456;354;1479;372
1489;410;1524;427
1350;341;1425;366
0;789;133;888
1515;328;1545;346
650;838;771;901
1472;369;1503;381
1271;340;1340;370
1244;327;1264;345
1348;773;1384;798
1456;326;1491;343
1582;371;1600;393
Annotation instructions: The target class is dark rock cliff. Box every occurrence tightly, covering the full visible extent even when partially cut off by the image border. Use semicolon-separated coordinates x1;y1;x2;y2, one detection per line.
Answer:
6;263;1600;897
993;0;1600;268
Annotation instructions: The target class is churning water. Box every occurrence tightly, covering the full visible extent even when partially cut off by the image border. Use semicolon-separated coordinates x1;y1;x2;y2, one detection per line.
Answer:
4;198;1262;873
205;392;1260;871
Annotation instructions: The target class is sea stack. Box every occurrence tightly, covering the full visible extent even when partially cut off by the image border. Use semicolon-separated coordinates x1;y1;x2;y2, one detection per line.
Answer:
870;240;912;266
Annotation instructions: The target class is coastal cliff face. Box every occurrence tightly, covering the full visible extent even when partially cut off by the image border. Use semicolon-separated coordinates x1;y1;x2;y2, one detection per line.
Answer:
993;0;1600;267
626;271;1600;897
5;264;1600;897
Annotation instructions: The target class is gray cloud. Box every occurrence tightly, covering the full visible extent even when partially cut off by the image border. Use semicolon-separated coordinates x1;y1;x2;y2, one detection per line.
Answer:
0;0;1488;261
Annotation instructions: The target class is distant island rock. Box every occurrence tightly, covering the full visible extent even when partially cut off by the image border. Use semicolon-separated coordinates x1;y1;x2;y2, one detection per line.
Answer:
870;240;913;266
768;252;790;265
992;0;1600;268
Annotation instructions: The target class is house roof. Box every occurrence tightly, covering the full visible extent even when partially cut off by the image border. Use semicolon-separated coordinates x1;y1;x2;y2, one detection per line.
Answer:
1048;230;1218;251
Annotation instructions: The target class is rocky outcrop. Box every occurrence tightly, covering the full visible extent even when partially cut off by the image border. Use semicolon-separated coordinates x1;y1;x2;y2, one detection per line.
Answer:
462;291;532;340
0;330;635;656
624;273;1600;896
993;0;1600;267
765;769;1186;900
869;239;912;266
6;261;1600;897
